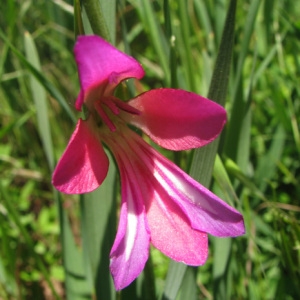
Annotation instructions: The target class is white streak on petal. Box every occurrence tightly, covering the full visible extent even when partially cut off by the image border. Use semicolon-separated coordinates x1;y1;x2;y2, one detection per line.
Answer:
125;196;138;261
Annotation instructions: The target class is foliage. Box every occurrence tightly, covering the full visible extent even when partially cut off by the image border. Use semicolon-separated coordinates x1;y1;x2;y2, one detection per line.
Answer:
0;0;299;299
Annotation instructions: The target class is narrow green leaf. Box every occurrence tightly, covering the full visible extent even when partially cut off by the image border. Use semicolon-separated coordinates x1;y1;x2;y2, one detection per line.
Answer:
212;237;231;279
99;0;116;45
80;152;117;300
224;0;261;158
81;0;111;41
162;1;237;299
74;0;85;36
138;0;169;84
190;0;237;186
0;29;76;123
225;158;266;201
213;154;239;207
214;0;227;46
56;193;92;300
24;31;55;171
177;0;196;91
163;0;178;88
178;267;197;300
254;124;286;192
161;263;187;300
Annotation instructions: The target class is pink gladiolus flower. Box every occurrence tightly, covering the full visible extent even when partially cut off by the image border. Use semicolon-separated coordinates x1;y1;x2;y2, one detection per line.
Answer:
52;35;245;290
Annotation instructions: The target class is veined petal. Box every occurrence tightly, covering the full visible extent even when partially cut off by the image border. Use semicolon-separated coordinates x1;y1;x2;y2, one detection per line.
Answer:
152;154;245;237
126;89;227;150
105;130;208;265
74;35;145;110
52;119;109;194
143;179;208;265
129;131;245;238
109;148;150;290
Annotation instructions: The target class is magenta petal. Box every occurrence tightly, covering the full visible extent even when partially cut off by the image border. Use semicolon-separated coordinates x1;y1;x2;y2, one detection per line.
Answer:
127;88;227;150
151;153;245;237
143;176;209;265
113;132;209;265
109;152;150;290
52;119;109;194
130;133;245;238
74;35;145;110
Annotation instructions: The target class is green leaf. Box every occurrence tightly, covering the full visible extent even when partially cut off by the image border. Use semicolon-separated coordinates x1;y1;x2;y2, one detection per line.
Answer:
80;152;117;300
162;2;238;298
138;0;169;84
254;124;286;192
23;31;55;171
213;154;239;207
81;0;111;41
74;0;85;36
56;193;92;300
0;29;76;124
224;0;261;159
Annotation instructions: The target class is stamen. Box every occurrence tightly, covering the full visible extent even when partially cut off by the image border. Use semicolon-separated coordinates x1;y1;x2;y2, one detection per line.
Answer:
94;101;116;132
93;96;141;132
102;97;120;115
112;97;141;115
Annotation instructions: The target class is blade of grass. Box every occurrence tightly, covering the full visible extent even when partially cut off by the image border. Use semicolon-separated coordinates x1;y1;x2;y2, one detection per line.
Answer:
213;154;239;207
81;0;111;41
0;185;60;300
162;1;237;299
80;152;117;300
254;124;286;192
137;0;169;84
190;0;237;185
24;31;55;171
74;0;85;36
55;192;92;300
0;29;76;123
163;0;178;88
24;16;92;300
224;0;261;159
177;0;196;91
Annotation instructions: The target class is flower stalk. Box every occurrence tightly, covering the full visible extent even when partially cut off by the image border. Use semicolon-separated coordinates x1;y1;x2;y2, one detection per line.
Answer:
81;0;111;41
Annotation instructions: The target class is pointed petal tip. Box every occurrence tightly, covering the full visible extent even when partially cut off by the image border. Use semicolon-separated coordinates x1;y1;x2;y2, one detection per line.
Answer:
108;161;150;291
110;258;148;291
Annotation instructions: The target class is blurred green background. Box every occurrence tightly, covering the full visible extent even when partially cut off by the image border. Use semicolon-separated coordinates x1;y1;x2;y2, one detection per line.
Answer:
0;0;299;299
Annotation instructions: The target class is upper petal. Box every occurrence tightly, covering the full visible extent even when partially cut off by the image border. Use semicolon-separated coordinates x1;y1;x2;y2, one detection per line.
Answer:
109;148;150;290
126;88;227;150
52;119;109;194
74;35;145;110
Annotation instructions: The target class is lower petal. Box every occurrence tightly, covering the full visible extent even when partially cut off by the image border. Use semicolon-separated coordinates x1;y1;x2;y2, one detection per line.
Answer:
112;131;208;265
145;185;208;265
52;119;109;194
129;132;245;238
109;153;150;290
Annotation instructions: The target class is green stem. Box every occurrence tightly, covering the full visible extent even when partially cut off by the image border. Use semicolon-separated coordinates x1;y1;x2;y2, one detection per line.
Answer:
143;251;157;300
81;0;111;41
